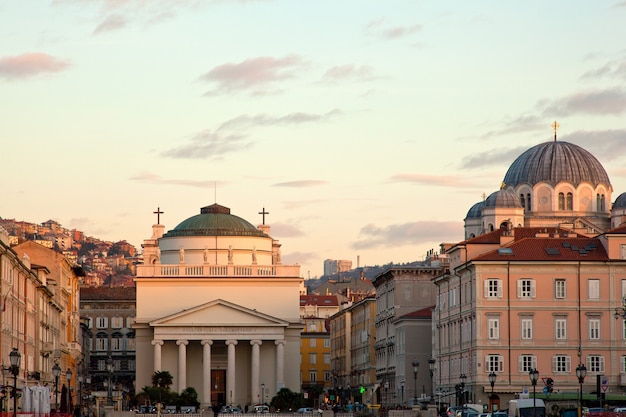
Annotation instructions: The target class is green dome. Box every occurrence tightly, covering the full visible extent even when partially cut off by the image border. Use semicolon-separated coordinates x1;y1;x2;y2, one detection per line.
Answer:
163;204;267;238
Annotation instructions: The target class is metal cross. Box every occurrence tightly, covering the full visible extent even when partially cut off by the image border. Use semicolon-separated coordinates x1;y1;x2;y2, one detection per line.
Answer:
258;207;269;225
551;120;560;141
153;207;164;224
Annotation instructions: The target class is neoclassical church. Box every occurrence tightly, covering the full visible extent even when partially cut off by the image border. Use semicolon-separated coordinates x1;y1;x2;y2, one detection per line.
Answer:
134;204;303;409
464;131;626;238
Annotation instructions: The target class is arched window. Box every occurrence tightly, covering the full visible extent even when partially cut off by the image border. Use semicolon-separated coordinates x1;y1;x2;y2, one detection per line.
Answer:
526;194;531;211
558;193;565;210
520;194;526;208
567;193;573;210
489;224;494;232
597;194;601;211
601;194;606;211
111;331;123;351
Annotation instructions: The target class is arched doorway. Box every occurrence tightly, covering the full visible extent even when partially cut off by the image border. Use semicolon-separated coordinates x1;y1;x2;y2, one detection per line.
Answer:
489;394;501;411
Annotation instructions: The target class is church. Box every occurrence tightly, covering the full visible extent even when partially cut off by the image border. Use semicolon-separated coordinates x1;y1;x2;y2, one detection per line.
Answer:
133;204;303;409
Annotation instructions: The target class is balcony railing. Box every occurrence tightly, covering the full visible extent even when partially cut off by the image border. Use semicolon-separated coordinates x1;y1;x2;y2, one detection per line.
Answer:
136;263;300;278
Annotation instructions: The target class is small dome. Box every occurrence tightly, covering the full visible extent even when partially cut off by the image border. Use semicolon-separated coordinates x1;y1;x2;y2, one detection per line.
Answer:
465;201;484;219
614;193;626;209
484;189;523;209
503;140;610;188
163;204;267;238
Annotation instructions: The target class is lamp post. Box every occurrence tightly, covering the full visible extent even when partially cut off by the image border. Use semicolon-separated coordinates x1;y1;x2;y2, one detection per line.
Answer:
529;369;539;417
9;348;21;417
459;374;467;406
576;364;587;417
106;357;113;407
66;368;73;413
412;359;419;406
261;383;265;405
428;358;436;402
53;363;61;412
488;372;497;411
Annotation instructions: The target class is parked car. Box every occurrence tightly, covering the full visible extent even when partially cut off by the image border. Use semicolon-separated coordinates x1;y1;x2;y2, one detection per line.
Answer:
296;408;314;414
253;405;270;414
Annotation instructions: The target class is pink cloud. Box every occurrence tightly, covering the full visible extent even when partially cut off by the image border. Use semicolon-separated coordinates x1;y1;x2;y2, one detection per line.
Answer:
93;14;128;35
199;54;304;94
322;64;375;81
0;53;70;80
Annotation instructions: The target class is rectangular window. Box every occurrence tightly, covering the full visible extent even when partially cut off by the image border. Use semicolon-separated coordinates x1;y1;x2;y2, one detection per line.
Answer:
324;371;331;382
555;318;567;340
310;339;317;348
324;353;330;364
521;318;533;340
309;353;316;365
309;371;317;382
518;279;535;298
589;319;601;340
128;360;136;371
485;279;502;298
486;355;503;372
519;355;535;372
95;338;108;351
324;339;330;348
96;317;108;329
553;355;571;373
488;318;500;340
588;355;605;373
588;279;600;299
111;338;122;351
623;320;626;340
111;317;123;329
555;279;566;299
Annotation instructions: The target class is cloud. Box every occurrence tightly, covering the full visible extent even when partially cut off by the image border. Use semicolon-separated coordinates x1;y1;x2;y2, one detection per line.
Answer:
273;180;328;188
0;53;70;80
539;88;626;116
365;18;422;40
351;220;463;250
562;129;626;163
389;174;476;188
322;64;376;82
282;251;317;268
477;115;547;139
161;130;251;159
217;109;342;131
199;54;305;95
460;146;530;169
581;58;626;80
270;222;305;237
93;14;128;35
129;171;225;188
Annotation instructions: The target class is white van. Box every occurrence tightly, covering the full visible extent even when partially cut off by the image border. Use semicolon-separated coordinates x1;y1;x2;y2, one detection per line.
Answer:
509;398;546;417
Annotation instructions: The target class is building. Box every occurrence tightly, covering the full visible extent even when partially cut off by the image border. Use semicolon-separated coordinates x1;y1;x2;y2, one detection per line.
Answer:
134;203;303;409
372;264;444;408
435;133;626;410
323;260;353;277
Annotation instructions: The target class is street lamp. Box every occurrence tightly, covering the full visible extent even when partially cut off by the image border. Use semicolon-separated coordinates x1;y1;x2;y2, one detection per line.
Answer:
261;383;265;405
428;358;436;402
488;372;497;411
412;359;419;406
576;364;587;417
66;368;73;413
529;369;539;417
53;363;61;412
9;348;21;417
459;374;467;406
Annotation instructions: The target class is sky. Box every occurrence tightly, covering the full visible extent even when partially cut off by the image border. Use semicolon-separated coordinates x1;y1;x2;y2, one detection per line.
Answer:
3;1;626;279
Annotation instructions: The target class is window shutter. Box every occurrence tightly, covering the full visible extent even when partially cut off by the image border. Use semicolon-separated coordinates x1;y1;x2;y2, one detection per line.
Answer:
622;356;626;373
552;356;557;372
566;356;571;372
531;280;536;298
497;280;503;298
532;356;537;369
485;356;489;371
517;280;522;298
484;280;490;297
499;356;504;372
518;356;524;372
600;357;605;373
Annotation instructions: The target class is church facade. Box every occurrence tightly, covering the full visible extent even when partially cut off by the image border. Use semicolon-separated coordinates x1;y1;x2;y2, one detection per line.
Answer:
134;204;303;409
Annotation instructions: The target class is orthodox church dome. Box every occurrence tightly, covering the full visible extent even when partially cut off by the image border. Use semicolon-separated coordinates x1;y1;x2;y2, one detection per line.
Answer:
614;193;626;209
163;203;267;238
502;140;611;188
465;201;485;219
484;189;523;208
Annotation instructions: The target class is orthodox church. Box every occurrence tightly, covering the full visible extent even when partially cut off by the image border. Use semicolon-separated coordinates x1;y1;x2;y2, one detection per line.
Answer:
134;204;303;409
464;127;626;238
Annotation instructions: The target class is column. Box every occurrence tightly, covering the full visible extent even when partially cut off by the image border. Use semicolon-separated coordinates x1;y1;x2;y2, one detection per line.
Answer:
152;340;164;372
226;340;238;405
250;340;262;403
275;339;285;391
177;340;189;392
201;340;213;407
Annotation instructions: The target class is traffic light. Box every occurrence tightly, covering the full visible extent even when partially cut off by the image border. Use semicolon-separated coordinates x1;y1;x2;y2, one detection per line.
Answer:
545;378;554;393
359;386;366;394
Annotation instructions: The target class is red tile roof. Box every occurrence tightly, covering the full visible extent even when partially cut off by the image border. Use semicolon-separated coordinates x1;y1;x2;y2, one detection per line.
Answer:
473;237;607;262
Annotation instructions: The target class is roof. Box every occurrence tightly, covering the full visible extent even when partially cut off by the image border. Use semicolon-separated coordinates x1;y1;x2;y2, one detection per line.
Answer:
400;305;435;319
80;286;137;300
614;192;626;209
300;295;339;306
163;203;267;238
473;237;607;261
465;201;484;219
484;189;522;209
502;140;611;188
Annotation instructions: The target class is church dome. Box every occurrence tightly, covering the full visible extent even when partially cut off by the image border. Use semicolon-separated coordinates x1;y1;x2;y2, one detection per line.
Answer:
484;189;523;208
502;140;610;188
614;193;626;209
163;204;267;238
465;201;484;219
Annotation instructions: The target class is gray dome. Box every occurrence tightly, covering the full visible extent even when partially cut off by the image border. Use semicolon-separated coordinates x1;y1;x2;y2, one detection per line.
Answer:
465;201;484;219
163;204;267;238
614;193;626;209
484;189;523;208
503;141;610;188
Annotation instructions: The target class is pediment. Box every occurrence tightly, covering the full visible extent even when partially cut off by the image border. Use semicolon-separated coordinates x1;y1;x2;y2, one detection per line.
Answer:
150;298;289;327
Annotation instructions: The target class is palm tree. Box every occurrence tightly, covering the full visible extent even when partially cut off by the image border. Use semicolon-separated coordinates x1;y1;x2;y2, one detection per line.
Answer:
152;371;174;389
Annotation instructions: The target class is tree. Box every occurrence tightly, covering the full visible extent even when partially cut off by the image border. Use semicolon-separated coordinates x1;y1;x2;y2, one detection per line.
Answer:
271;388;304;412
152;371;173;389
177;387;200;408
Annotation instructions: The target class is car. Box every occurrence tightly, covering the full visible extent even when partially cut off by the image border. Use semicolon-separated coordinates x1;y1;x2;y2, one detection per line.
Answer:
488;412;509;417
614;408;626;413
296;408;314;414
448;407;465;417
253;405;270;414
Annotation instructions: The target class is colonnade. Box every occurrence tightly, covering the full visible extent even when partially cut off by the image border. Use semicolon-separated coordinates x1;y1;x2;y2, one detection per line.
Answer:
151;338;286;405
